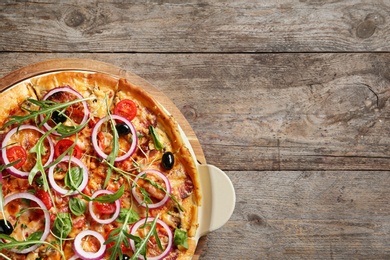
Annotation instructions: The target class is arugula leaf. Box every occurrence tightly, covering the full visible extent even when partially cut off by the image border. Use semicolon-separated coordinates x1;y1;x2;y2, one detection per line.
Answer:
106;206;137;260
69;197;86;216
130;216;160;260
0;233;66;259
28;125;59;187
149;125;164;150
1;97;93;130
17;231;43;250
93;185;124;203
174;229;189;249
104;115;119;188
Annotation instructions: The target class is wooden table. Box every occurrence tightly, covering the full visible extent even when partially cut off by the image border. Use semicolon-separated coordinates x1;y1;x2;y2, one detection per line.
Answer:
1;1;390;258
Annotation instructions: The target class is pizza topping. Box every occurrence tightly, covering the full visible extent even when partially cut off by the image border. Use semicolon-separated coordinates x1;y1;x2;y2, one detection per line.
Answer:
1;125;54;179
129;217;173;260
114;99;137;122
132;170;171;209
162;151;175;170
54;139;83;159
91;115;137;162
73;230;106;260
88;190;121;224
115;123;131;136
0;219;13;235
149;125;164;150
5;146;27;169
48;156;89;196
51;110;67;124
2;192;51;254
40;86;90;135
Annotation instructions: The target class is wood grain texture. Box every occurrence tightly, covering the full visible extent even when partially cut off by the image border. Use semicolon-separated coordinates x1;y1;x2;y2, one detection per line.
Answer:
202;170;390;259
1;0;390;52
1;53;390;172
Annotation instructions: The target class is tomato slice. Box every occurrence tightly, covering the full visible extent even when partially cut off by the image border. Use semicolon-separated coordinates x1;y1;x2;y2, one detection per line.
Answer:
35;189;53;210
114;99;137;121
6;146;27;169
93;195;116;214
54;139;82;159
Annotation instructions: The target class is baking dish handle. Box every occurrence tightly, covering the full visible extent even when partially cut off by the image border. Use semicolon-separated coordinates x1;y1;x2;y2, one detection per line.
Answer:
197;164;235;238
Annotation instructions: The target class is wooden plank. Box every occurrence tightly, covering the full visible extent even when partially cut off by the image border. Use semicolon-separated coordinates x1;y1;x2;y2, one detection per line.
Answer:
1;1;390;52
202;170;390;259
1;53;390;171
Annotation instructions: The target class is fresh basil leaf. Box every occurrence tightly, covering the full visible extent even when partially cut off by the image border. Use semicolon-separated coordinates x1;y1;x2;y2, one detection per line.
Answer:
116;208;140;224
93;185;124;203
69;197;86;216
64;167;83;190
174;229;189;249
52;213;72;240
148;126;164;150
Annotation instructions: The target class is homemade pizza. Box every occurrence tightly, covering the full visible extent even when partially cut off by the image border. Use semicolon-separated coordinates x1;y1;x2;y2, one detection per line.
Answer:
0;71;201;260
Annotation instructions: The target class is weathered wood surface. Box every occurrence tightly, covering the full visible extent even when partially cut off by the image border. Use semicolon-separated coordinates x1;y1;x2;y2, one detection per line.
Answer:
2;0;390;259
1;0;390;52
1;53;390;172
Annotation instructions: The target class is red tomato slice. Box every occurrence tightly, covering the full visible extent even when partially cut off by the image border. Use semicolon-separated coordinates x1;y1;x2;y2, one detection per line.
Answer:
35;189;53;210
54;139;82;159
114;99;137;121
6;146;27;169
93;195;116;214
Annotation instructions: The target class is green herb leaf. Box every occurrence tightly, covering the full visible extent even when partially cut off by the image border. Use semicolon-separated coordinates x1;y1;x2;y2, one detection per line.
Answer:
149;125;164;150
104;115;119;188
69;197;86;216
1;97;93;130
130;215;161;260
116;208;140;224
174;229;189;249
64;167;83;190
17;231;43;250
93;185;124;203
52;213;72;240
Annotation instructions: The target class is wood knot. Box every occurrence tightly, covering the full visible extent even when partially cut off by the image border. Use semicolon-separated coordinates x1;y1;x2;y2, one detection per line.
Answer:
356;13;384;39
181;105;198;120
64;10;86;28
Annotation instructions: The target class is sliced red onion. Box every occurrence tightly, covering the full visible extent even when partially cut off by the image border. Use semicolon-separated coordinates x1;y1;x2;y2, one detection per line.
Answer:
88;190;120;224
48;156;89;196
132;170;171;209
91;115;137;162
1;125;54;178
39;86;90;135
130;218;173;260
3;192;50;254
73;230;106;260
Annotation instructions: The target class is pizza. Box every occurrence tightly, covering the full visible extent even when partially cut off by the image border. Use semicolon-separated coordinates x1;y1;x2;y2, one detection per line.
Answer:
0;71;201;260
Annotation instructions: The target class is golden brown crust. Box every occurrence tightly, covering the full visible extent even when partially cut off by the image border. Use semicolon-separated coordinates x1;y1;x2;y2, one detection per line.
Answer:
0;82;37;126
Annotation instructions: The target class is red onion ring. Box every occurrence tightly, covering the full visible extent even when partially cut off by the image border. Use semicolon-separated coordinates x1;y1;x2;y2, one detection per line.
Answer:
88;190;120;224
48;156;89;196
3;192;50;254
1;125;54;178
73;230;106;260
91;115;137;162
132;170;171;209
39;86;90;135
130;218;173;260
